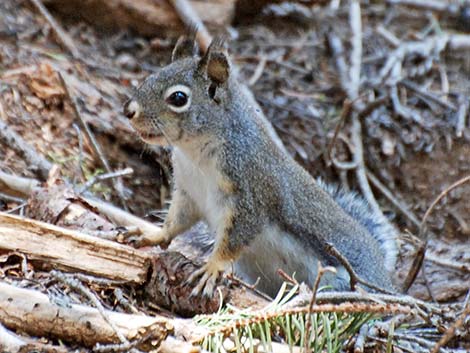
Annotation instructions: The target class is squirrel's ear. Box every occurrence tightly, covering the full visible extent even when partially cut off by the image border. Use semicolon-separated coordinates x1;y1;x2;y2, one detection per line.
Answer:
198;37;230;85
206;51;230;84
171;35;199;62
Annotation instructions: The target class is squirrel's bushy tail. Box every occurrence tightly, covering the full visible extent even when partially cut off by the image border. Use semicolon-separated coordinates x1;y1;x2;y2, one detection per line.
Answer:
316;179;398;271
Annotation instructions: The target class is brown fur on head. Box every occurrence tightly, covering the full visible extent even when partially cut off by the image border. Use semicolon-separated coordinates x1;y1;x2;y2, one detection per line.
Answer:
123;35;233;148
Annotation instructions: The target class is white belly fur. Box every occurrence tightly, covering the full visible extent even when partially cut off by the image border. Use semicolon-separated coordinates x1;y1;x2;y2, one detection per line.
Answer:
173;147;226;232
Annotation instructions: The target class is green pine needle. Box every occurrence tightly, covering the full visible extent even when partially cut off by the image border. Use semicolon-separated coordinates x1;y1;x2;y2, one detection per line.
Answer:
195;284;378;353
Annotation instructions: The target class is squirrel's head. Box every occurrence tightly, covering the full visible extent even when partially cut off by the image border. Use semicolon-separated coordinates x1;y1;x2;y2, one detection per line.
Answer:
123;36;232;147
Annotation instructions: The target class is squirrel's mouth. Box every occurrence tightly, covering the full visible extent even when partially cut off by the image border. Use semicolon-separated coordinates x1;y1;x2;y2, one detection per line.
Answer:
130;117;169;146
137;131;168;145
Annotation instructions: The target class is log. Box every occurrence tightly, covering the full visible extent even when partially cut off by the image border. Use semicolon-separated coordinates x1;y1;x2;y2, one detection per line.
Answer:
0;322;67;353
0;172;268;314
0;282;170;348
43;0;236;36
0;282;263;351
0;170;164;239
0;212;151;283
0;211;268;315
145;251;269;316
0;324;25;353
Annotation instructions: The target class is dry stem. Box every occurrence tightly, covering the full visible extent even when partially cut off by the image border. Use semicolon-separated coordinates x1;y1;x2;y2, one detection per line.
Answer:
29;0;81;59
0;118;52;181
403;174;470;292
168;0;212;52
430;301;470;353
58;72;129;210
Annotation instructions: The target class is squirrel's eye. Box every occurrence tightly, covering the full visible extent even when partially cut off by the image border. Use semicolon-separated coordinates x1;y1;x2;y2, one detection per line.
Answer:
166;91;188;107
164;84;191;113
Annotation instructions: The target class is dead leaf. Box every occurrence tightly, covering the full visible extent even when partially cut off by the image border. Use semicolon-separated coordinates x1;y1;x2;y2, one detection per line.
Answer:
27;62;64;100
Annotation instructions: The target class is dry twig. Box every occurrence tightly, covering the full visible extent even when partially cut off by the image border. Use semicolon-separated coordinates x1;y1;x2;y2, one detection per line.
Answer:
403;174;470;292
326;99;353;166
353;323;370;353
29;0;81;59
248;55;267;86
324;243;393;294
0;170;163;238
398;80;457;111
426;254;470;273
168;0;212;52
58;72;129;210
78;167;134;194
455;97;469;138
430;301;470;353
387;0;461;14
366;169;420;228
51;270;129;345
0;118;52;181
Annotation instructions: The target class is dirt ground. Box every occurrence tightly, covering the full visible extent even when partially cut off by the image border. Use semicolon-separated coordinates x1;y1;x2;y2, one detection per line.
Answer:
1;0;470;351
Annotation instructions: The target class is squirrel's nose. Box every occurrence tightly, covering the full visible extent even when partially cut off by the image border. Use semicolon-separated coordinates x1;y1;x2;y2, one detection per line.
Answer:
123;99;140;120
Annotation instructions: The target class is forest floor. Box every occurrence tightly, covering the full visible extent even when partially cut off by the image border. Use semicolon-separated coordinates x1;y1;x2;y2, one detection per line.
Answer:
0;0;470;352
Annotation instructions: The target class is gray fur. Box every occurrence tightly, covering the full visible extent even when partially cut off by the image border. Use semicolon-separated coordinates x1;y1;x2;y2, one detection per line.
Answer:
315;179;398;271
125;40;398;297
178;179;399;295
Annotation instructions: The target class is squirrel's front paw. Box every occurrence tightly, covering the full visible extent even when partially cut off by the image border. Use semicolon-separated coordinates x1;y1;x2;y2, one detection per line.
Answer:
186;260;228;297
126;229;170;248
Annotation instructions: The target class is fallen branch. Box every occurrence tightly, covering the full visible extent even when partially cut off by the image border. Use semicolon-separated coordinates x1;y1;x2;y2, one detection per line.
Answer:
0;210;267;315
0;170;163;239
0;282;170;348
0;118;52;181
0;212;151;283
0;322;67;353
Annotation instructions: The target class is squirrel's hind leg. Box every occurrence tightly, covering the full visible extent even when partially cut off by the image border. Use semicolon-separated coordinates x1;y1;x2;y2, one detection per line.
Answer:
188;205;260;297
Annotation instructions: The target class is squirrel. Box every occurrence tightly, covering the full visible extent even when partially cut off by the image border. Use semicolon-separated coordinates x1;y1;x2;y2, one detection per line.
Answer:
123;36;398;297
